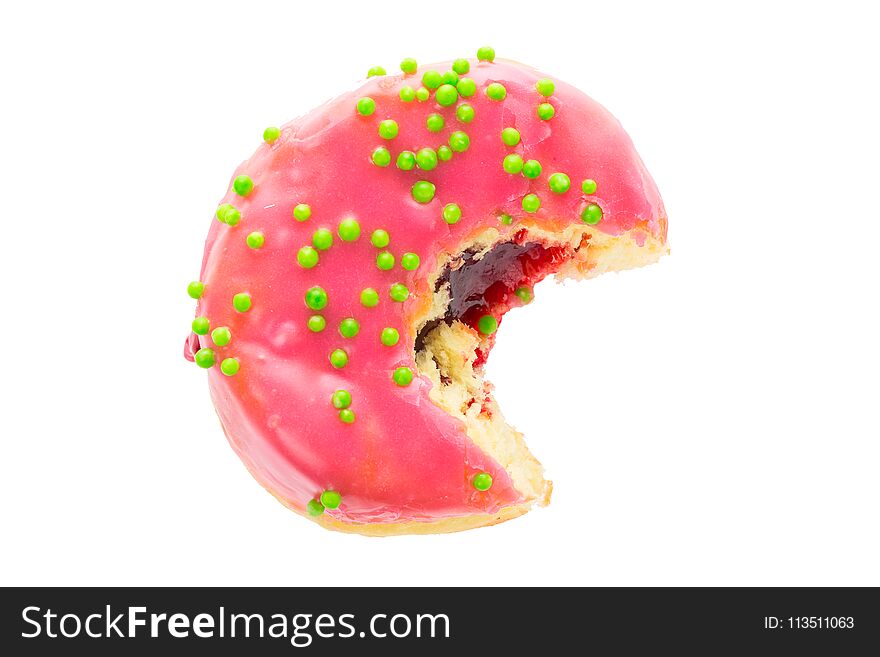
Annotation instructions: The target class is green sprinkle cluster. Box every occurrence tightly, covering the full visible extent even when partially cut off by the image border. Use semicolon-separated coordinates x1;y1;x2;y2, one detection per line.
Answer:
216;203;241;226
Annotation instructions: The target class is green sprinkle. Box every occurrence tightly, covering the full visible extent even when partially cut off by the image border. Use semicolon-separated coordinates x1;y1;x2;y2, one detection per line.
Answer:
233;175;254;197
371;229;390;248
522;193;541;213
437;145;452;161
478;315;498;335
535;78;555;97
452;58;470;75
501;127;520;146
411;180;436;204
581;203;603;225
306;499;324;516
486;83;506;101
401;252;420;270
338;218;361;241
416;147;438;171
312;228;333;251
397;150;416;170
456;78;476;97
339;317;360;338
329;349;348;369
515;286;533;304
499;213;513;225
211;326;231;346
220;357;240;376
360;288;380;307
378;119;399;140
338;409;356;423
293;204;311;222
297;246;319;269
399;86;416;102
331;389;351;409
456;103;475;123
503;153;524;174
367;66;386;78
233;292;252;313
537;103;555;120
392;366;414;386
435;84;458;107
376;251;395;270
548;172;571;194
305;286;328;310
246;231;265;249
415;87;430;102
477;46;495;62
442;70;459;85
307;315;326;332
381;327;400;346
522;159;542;179
263;126;281;143
389;283;409;302
320;490;342;508
442;203;462;224
473;472;493;491
426;113;445;133
422;70;442;89
356;97;376;116
372;146;392;167
400;57;418;74
194;348;215;369
448;131;470;152
191;316;210;335
582;179;598;195
187;281;205;299
216;203;241;226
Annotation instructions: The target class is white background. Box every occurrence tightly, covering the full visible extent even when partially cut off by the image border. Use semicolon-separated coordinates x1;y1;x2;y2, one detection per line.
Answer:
2;1;878;586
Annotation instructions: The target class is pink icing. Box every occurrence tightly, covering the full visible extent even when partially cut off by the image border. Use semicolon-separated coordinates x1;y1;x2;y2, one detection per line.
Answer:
189;58;666;525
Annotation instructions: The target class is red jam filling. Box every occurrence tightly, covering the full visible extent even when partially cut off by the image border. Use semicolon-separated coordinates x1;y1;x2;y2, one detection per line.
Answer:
419;230;575;365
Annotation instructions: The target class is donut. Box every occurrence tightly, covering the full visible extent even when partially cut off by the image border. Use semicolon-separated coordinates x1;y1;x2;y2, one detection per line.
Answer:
185;47;667;535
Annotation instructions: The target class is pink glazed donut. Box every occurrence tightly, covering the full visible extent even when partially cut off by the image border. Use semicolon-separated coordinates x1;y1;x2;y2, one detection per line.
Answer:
185;47;667;535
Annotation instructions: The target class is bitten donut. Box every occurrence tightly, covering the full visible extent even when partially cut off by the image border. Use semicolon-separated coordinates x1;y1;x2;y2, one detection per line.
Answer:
185;47;667;535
